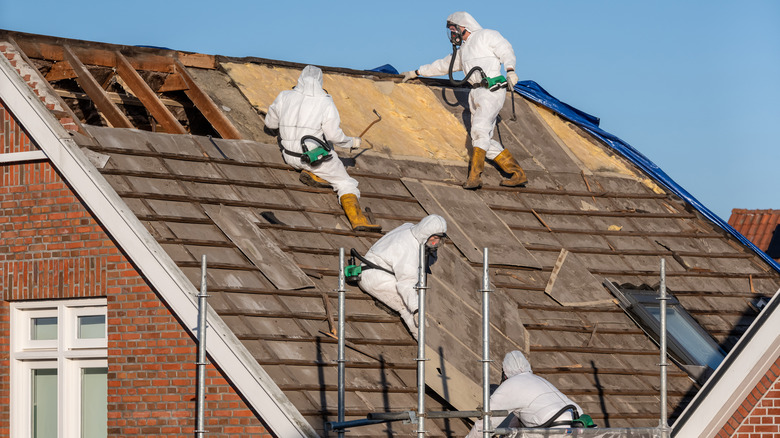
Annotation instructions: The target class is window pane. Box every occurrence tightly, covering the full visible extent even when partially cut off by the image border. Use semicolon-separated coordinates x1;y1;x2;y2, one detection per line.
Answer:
32;369;57;438
78;315;106;339
31;317;57;341
81;367;107;438
647;305;725;369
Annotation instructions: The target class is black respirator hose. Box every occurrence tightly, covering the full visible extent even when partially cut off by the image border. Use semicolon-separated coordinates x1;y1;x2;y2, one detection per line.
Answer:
448;44;486;87
300;135;332;153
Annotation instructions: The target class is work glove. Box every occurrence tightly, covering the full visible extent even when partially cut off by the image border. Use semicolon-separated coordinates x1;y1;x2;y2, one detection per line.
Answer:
402;70;418;83
506;71;519;87
350;137;362;151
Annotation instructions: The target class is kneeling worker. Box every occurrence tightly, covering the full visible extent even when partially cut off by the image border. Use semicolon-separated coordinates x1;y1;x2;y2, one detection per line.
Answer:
355;214;447;339
466;350;586;437
265;65;381;232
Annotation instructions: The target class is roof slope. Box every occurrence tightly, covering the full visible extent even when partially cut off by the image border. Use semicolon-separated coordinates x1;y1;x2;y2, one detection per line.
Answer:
3;30;780;436
729;209;780;261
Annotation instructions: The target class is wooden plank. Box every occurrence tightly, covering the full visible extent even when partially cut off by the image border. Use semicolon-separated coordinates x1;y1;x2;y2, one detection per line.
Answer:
114;51;186;134
401;178;541;269
158;73;188;92
56;89;185;109
545;249;616;307
16;39;176;72
44;60;76;81
203;205;314;290
177;52;216;69
62;45;133;129
174;59;243;139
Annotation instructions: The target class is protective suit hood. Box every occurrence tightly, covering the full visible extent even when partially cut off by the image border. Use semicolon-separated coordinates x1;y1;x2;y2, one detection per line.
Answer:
446;11;483;33
503;350;532;378
294;65;327;97
410;214;447;244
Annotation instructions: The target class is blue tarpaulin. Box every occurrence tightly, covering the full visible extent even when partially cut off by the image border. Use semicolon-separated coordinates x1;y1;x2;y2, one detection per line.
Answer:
357;69;777;272
369;64;399;75
512;80;780;273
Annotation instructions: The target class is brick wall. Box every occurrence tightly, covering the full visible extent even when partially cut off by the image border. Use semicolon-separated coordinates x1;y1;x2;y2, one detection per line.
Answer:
716;355;780;437
0;100;273;436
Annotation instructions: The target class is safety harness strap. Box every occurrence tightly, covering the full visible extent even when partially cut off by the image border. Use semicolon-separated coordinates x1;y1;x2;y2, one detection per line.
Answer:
350;248;394;276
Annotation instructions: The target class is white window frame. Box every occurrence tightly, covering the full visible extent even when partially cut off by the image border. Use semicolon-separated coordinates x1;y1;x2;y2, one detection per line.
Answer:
10;298;108;438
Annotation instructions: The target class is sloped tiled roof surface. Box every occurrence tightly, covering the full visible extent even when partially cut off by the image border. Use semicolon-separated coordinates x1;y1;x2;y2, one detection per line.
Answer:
4;30;780;436
729;209;780;261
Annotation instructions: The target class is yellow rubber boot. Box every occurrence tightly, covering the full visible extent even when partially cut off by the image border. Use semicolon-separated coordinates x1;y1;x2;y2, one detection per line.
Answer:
340;194;382;232
299;170;331;188
494;149;528;187
463;147;486;190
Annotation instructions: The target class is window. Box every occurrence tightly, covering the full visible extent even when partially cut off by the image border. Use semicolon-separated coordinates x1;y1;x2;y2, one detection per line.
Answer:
11;299;107;438
603;280;726;380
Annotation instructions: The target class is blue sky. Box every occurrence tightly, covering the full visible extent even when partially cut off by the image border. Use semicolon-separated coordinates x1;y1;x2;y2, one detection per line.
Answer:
1;0;778;220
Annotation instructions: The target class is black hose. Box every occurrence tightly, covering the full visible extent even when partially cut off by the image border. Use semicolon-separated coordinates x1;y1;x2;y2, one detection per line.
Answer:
447;44;485;87
300;135;332;153
534;404;580;428
350;248;394;275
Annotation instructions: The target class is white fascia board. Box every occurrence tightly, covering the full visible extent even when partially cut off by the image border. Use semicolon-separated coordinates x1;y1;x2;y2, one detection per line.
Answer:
672;288;780;437
0;150;47;163
0;54;317;438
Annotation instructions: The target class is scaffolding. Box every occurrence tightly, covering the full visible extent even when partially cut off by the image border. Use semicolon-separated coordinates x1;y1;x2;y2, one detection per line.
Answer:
327;249;673;437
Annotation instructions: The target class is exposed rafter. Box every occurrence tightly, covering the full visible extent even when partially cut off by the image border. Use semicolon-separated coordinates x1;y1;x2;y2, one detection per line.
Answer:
174;59;243;139
62;45;133;129
114;51;186;134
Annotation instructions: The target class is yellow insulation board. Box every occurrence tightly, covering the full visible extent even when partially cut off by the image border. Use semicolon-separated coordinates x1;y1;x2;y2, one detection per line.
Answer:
534;105;664;194
222;63;469;161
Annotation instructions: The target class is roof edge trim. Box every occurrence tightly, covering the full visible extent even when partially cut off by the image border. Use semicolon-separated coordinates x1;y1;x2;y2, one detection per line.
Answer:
0;54;317;438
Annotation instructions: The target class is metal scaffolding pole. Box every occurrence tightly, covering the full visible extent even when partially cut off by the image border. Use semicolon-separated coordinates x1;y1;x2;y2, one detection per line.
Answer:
416;242;428;438
659;258;669;438
337;248;347;438
195;255;208;437
481;248;493;438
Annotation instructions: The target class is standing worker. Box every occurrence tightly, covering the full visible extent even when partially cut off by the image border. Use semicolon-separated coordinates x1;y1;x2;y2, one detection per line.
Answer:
402;12;527;190
466;350;586;437
356;214;447;339
265;65;381;232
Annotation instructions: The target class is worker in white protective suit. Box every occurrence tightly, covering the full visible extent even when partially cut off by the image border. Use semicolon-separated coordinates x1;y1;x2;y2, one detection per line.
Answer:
357;214;447;339
402;12;527;190
265;65;381;232
466;350;585;437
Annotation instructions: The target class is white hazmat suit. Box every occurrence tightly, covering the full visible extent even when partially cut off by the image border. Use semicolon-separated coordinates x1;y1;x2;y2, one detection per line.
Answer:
357;215;447;338
466;351;584;437
265;65;360;199
417;12;516;160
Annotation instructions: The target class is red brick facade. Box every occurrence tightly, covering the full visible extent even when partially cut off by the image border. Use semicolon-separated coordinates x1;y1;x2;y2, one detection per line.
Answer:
0;101;273;436
716;355;780;437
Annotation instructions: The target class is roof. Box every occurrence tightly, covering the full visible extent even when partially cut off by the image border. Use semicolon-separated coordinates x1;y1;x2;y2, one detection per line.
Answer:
2;29;780;436
728;209;780;261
